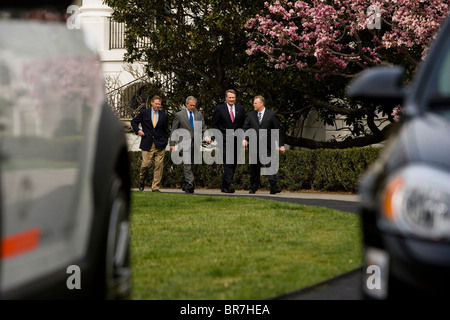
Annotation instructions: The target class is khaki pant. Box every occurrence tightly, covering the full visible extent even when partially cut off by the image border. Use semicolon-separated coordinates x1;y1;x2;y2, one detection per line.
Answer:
140;143;165;190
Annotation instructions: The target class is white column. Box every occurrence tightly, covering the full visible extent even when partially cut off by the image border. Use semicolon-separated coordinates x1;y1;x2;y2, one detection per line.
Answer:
79;0;113;53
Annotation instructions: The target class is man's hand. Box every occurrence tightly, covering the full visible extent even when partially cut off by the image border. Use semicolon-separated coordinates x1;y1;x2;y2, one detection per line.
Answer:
280;146;286;153
138;130;145;136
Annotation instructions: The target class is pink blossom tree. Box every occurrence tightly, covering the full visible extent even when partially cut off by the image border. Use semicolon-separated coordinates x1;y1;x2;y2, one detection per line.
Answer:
246;0;449;148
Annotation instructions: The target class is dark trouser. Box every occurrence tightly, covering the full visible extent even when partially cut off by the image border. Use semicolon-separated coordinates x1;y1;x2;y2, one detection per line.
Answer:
182;143;196;189
221;137;240;188
222;163;237;189
249;162;278;191
183;163;195;188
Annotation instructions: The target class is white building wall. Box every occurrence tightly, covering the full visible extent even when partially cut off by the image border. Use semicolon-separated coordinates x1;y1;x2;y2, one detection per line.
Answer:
79;0;145;84
79;0;144;151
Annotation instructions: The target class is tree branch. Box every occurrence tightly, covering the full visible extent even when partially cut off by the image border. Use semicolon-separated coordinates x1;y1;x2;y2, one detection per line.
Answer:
309;94;373;115
366;110;380;135
285;123;393;149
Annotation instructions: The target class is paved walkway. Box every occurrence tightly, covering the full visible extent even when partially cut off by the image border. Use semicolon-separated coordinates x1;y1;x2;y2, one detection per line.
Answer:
153;187;359;201
141;187;360;215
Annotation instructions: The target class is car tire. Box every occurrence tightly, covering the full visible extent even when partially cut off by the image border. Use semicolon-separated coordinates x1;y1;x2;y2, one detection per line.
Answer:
104;174;132;300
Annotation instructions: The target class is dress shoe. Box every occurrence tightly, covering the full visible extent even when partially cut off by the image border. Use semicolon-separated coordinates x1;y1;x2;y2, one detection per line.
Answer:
152;189;161;193
222;188;235;194
270;188;282;194
228;184;235;193
249;189;256;194
138;183;145;191
185;184;194;194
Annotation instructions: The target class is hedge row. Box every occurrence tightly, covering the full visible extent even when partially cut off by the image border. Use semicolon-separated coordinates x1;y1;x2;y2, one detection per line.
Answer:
129;147;382;193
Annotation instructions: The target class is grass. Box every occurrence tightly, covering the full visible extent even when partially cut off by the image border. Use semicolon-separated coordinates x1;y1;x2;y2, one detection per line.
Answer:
130;192;363;300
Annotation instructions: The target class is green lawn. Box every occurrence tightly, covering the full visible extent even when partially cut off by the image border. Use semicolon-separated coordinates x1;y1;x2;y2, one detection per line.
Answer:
130;192;363;300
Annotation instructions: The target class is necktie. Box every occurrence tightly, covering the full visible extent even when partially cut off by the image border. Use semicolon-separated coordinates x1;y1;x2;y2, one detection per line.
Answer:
258;112;262;124
229;106;234;123
152;111;157;127
189;111;194;129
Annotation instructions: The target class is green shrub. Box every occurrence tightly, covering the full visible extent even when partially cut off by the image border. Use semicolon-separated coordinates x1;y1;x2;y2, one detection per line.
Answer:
279;150;315;190
129;146;382;192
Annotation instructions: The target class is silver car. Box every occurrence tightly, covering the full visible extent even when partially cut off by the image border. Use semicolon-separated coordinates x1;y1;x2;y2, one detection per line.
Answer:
0;2;131;299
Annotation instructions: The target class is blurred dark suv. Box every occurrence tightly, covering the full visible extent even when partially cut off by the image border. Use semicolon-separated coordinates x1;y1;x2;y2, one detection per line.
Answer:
0;2;131;299
348;16;450;299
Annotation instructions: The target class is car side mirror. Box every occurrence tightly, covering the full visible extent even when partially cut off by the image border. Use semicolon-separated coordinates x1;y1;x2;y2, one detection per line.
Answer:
346;66;407;104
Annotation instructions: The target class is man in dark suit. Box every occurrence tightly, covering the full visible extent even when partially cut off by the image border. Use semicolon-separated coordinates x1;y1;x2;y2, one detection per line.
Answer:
131;95;169;192
212;89;246;193
243;95;285;194
170;96;210;193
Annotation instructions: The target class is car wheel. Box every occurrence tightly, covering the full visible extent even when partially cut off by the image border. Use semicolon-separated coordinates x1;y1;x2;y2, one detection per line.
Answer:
104;174;132;300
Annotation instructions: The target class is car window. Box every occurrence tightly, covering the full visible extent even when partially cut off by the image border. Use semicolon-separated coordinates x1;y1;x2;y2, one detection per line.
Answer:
438;47;450;96
422;29;450;115
0;14;104;293
434;48;450;120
